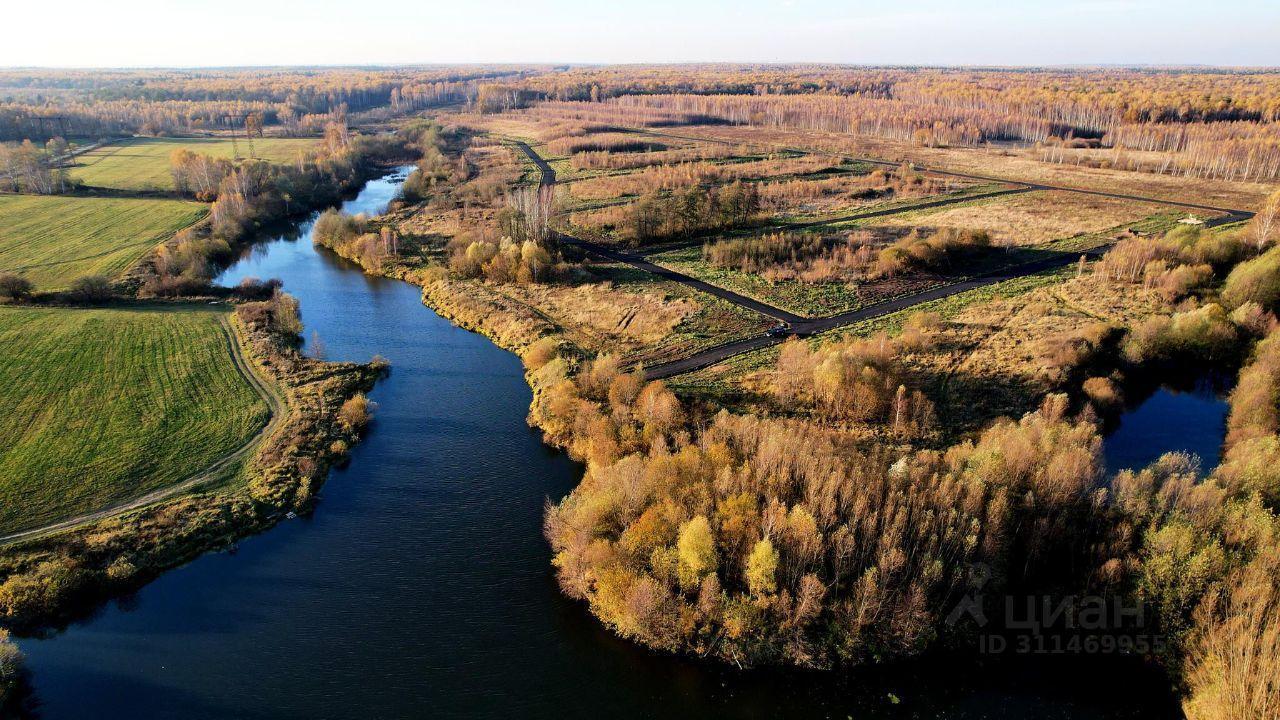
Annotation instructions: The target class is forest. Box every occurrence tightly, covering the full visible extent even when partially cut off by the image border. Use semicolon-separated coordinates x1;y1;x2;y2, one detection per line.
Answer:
3;63;1280;719
0;66;534;141
325;83;1279;719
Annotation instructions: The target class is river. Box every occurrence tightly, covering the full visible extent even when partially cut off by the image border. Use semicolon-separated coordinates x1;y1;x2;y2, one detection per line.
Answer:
13;169;1183;719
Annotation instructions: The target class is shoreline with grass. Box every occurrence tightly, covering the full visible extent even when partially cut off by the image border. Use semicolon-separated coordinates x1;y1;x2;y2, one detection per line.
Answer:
0;294;385;631
0;145;411;638
310;116;1280;720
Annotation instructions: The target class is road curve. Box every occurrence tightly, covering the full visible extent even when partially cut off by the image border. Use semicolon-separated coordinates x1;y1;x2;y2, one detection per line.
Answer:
644;245;1107;379
560;234;805;323
0;314;285;547
516;141;803;322
512;138;1248;381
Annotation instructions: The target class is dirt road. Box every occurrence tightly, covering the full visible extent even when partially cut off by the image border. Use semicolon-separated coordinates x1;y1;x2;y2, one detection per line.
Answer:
513;139;1253;380
0;314;284;547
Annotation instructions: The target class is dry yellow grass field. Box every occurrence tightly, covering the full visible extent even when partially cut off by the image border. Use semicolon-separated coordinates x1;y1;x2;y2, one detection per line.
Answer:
871;190;1172;246
494;263;774;366
665;125;1274;209
908;273;1168;429
673;267;1171;441
499;276;696;345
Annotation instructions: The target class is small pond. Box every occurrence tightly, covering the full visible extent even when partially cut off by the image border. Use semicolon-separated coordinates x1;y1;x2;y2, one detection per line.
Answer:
1103;378;1231;474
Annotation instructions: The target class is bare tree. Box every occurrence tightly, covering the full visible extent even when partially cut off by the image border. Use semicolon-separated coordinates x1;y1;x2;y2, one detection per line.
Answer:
1252;190;1280;250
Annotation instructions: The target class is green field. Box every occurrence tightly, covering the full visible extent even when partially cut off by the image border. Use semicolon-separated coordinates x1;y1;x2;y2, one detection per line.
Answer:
0;194;207;290
72;137;318;191
0;305;271;535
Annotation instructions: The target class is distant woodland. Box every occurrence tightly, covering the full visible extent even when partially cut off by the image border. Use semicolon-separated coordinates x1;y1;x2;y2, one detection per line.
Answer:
4;63;1280;720
6;66;1280;183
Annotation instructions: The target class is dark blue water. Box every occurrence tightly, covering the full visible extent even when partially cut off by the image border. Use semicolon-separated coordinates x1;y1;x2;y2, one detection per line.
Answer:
1104;382;1230;474
12;170;1183;719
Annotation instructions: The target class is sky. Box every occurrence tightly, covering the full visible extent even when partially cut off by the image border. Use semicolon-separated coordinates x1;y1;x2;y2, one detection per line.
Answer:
2;0;1277;68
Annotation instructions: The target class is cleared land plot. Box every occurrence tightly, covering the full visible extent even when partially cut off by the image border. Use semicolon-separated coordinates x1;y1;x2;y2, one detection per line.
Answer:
72;137;318;191
666;263;1163;444
560;168;983;242
495;262;775;367
0;305;270;535
866;190;1173;246
663;124;1273;210
648;238;942;318
547;135;735;185
649;208;1186;319
563;153;854;204
0;194;207;290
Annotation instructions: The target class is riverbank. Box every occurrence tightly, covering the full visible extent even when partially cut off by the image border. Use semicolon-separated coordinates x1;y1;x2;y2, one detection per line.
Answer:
0;298;384;632
0;139;431;633
0;156;414;643
11;162;1211;720
318;135;1280;716
320;244;574;438
0;630;16;710
312;221;571;390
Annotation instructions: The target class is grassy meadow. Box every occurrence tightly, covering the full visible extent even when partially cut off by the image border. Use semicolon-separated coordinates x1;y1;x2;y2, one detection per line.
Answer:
647;241;873;317
72;137;318;191
865;190;1172;246
0;194;207;290
0;305;270;535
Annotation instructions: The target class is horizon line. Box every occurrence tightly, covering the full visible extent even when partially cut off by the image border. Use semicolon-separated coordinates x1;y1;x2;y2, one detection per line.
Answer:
3;62;1280;72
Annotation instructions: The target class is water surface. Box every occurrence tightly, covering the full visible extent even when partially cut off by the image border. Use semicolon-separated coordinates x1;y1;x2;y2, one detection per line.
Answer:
1104;380;1230;474
14;169;1182;719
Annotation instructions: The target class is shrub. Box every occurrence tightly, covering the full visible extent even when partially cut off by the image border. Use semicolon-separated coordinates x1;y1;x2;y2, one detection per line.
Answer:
705;231;828;273
1150;262;1213;301
0;559;87;624
703;230;880;283
875;227;990;277
313;208;367;248
1217;437;1280;509
1082;376;1123;411
1035;322;1118;384
140;273;209;298
448;235;562;284
1124;304;1240;365
1224;331;1280;447
580;354;624;401
1185;231;1246;270
338;394;372;432
1182;543;1280;720
1229;302;1277;337
771;334;935;433
235;276;284;301
0;272;33;300
1221;248;1280;311
0;627;21;699
1099;229;1244;286
68;274;114;303
1098;237;1163;283
522;337;560;371
269;292;303;338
